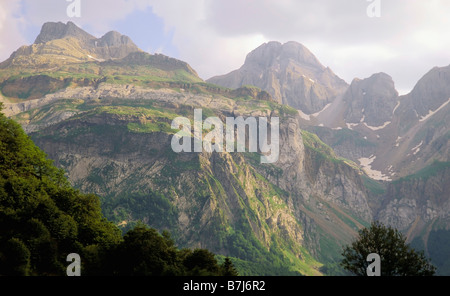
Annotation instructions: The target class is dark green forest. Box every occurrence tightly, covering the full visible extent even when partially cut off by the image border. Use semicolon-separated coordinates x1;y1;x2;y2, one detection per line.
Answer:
0;103;237;276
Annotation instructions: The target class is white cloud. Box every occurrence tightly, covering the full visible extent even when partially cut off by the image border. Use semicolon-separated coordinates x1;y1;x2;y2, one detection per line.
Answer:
146;0;269;79
19;0;148;36
0;0;28;61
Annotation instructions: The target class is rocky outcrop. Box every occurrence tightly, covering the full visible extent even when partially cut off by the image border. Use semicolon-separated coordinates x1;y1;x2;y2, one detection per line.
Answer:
343;73;398;127
90;30;140;60
301;63;450;183
230;86;274;101
103;51;200;77
34;21;95;44
394;65;450;134
377;163;450;233
0;21;141;69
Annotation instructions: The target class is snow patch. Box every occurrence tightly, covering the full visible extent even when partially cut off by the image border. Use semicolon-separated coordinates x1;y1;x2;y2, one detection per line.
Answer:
310;103;332;117
411;141;423;155
298;110;311;121
358;155;392;181
419;98;450;122
346;123;359;130
393;101;400;115
87;55;104;62
363;121;391;131
298;103;332;121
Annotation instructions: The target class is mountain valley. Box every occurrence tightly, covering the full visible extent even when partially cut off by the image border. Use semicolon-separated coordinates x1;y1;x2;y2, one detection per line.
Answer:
1;21;449;275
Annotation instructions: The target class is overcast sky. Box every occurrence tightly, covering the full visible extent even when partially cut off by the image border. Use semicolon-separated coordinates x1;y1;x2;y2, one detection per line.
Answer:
1;0;450;94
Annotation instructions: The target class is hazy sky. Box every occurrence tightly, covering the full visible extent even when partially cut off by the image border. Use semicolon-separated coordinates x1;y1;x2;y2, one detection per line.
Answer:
1;0;450;94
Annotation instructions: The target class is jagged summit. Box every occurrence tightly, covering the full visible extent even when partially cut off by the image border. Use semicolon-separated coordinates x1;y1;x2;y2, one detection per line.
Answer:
34;21;137;49
244;41;324;71
0;21;141;69
207;41;348;114
343;72;398;127
34;21;95;44
96;30;135;48
0;21;201;101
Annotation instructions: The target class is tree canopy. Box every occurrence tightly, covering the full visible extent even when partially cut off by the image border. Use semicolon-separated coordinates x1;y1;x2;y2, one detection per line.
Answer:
340;221;436;276
0;104;122;275
0;105;237;276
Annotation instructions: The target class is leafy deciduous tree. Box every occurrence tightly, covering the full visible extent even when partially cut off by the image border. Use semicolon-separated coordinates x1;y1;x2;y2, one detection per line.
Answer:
341;221;436;276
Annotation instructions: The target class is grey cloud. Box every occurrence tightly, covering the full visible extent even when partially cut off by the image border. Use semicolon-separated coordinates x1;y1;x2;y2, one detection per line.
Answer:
203;0;450;93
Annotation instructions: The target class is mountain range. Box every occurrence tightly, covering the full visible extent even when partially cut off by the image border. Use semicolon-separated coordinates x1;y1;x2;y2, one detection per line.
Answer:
1;21;449;275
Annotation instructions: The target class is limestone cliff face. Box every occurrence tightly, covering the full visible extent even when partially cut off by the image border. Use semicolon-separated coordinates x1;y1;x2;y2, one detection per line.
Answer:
16;83;373;268
207;41;348;114
377;163;450;235
31;110;318;274
258;116;372;223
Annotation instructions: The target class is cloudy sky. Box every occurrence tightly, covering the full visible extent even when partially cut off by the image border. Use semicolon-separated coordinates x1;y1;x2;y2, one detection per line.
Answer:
1;0;449;94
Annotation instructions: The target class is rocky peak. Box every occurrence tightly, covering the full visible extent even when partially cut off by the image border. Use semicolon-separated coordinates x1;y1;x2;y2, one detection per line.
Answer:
388;64;450;134
243;41;281;69
34;21;94;44
244;41;324;71
279;41;324;69
207;41;348;114
1;21;142;68
348;72;397;97
407;65;450;116
343;72;398;127
90;30;141;60
96;31;136;48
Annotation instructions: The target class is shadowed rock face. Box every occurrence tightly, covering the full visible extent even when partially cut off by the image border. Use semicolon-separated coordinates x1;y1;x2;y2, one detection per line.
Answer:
207;41;348;114
343;72;399;127
395;65;450;131
376;163;450;235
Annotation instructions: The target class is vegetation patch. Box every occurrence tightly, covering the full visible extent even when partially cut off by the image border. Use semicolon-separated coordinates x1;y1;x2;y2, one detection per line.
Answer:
393;160;450;183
